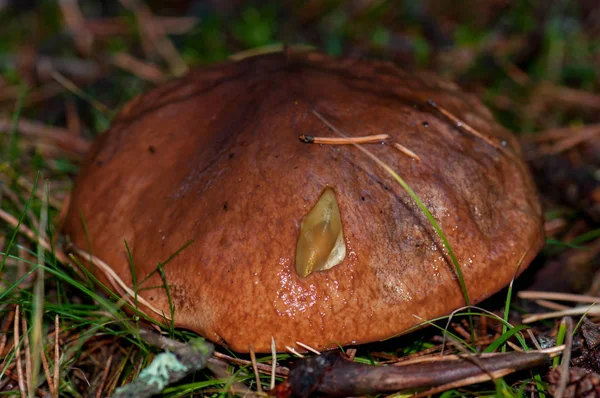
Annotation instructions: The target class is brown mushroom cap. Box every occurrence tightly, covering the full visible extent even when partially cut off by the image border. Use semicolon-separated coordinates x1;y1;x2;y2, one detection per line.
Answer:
63;52;544;353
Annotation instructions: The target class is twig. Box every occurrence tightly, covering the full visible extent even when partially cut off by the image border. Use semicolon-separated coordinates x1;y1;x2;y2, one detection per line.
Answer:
527;329;543;351
393;142;420;161
54;315;60;395
546;125;600;154
110;52;166;84
40;345;56;398
58;0;94;55
522;306;600;323
20;314;32;397
534;299;570;311
274;350;550;397
0;308;15;360
411;366;524;397
427;99;503;150
298;133;389;145
0;117;90;155
553;317;574;398
119;0;188;76
519;291;600;304
270;337;277;390
51;71;112;115
249;345;262;394
96;354;113;398
14;306;26;398
286;346;304;358
295;341;321;355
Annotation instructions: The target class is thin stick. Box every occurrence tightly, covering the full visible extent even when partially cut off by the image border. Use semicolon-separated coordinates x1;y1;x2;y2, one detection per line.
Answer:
295;341;321;355
0;308;15;359
50;71;111;115
519;291;600;304
554;317;574;398
393;142;421;161
110;52;166;84
534;299;570;311
412;367;522;398
249;344;263;394
298;134;389;145
270;337;277;390
40;347;56;398
58;0;93;55
285;346;304;358
427;99;502;150
0;117;90;155
53;315;60;395
14;306;26;398
119;0;188;76
96;354;113;398
20;315;32;397
522;305;600;323
527;329;543;351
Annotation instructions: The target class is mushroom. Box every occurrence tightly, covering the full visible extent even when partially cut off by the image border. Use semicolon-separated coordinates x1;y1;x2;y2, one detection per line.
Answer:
63;51;544;353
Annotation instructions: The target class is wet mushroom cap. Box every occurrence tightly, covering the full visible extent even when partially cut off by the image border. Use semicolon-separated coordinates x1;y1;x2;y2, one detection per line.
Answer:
63;52;544;353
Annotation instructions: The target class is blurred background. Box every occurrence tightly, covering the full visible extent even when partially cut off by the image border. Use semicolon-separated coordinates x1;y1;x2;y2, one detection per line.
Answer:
0;0;599;396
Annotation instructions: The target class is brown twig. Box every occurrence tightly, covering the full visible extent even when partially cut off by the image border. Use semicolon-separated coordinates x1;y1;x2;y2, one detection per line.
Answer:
119;0;188;76
58;0;94;55
50;71;112;115
0;117;90;156
40;344;57;398
275;350;550;397
299;133;389;145
96;354;113;398
553;317;574;398
546;125;600;154
270;337;277;390
519;291;600;304
110;52;167;83
249;344;263;393
427;99;503;150
54;314;60;395
393;142;421;161
0;308;15;360
295;341;321;355
20;314;32;397
14;306;26;398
